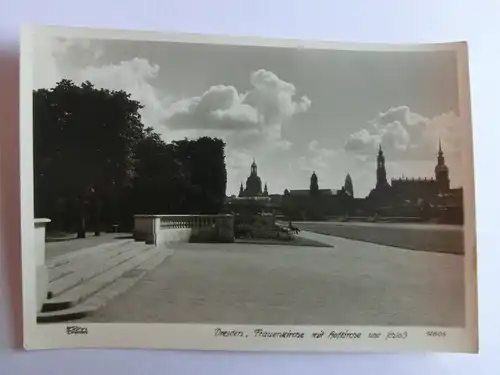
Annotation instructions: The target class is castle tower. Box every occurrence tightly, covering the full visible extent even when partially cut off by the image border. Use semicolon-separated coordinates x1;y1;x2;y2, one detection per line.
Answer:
344;173;354;197
376;145;389;189
310;171;319;195
435;139;450;193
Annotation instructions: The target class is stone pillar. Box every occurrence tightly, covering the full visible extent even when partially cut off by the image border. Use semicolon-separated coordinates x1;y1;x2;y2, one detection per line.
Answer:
215;215;235;243
35;218;51;313
133;215;159;245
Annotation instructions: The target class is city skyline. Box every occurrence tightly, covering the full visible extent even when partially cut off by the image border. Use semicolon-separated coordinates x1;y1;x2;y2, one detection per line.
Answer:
34;35;465;197
236;137;454;198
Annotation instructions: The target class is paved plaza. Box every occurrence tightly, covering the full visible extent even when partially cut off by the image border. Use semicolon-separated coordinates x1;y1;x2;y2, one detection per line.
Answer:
82;228;465;327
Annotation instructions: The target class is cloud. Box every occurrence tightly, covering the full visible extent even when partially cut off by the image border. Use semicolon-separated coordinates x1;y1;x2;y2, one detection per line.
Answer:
33;36;96;90
163;69;312;194
166;85;259;131
76;58;173;130
344;106;463;161
164;69;311;148
302;140;336;171
34;35;172;131
244;69;312;125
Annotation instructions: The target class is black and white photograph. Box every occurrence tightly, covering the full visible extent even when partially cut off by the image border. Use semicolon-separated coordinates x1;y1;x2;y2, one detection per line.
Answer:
20;26;477;352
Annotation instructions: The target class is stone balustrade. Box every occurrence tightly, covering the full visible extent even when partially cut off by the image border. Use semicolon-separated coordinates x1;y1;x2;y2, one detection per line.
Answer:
134;214;235;246
35;218;51;313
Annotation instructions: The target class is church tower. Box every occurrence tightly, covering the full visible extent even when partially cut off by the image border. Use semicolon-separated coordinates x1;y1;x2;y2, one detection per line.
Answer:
435;139;450;193
376;145;389;189
243;159;263;196
238;182;244;197
310;171;319;195
344;173;354;197
251;159;258;176
263;183;268;196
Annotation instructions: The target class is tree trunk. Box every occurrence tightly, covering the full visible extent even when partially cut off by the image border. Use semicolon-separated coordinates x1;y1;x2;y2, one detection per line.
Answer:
94;199;102;236
77;200;86;238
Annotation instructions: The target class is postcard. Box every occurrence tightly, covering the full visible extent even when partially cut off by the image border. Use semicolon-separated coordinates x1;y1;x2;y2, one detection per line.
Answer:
20;25;478;352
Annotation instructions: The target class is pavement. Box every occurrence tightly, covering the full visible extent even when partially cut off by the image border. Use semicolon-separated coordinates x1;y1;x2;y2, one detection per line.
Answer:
83;229;465;327
38;236;173;323
46;233;134;259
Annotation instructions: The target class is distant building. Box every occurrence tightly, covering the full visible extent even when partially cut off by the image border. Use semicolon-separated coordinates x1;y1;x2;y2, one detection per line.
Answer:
364;141;463;223
238;160;268;197
288;188;339;197
226;160;276;217
368;141;452;204
282;171;354;220
227;142;463;224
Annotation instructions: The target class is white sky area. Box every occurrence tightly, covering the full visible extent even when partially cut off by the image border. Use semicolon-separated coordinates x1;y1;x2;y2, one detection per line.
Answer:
32;36;466;198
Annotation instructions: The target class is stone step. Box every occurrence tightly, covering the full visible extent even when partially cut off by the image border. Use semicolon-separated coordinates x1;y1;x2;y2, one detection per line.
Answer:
46;239;136;269
48;244;158;306
40;299;73;313
48;241;142;283
37;248;174;323
48;243;153;297
77;248;173;312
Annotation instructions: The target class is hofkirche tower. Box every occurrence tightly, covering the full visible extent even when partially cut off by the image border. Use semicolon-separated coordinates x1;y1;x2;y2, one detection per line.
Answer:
435;139;450;193
369;140;452;202
376;144;390;190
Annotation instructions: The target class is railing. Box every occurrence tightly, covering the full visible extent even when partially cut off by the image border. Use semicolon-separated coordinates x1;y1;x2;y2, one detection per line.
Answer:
134;214;235;245
159;215;223;229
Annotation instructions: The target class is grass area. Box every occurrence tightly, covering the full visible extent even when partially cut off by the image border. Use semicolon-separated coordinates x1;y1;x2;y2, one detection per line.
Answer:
236;236;332;248
295;223;463;255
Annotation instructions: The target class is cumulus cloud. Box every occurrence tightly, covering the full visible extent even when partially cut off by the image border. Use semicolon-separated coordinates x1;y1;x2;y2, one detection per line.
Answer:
344;106;463;161
244;69;311;125
34;36;172;131
166;85;259;130
162;69;312;193
165;69;311;146
33;37;324;196
298;140;338;172
76;58;173;130
33;36;97;89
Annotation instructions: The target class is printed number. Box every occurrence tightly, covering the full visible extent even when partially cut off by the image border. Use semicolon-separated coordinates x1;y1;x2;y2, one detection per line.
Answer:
66;326;88;335
426;331;446;337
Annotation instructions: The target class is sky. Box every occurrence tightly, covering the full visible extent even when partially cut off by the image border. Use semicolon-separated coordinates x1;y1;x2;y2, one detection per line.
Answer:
33;35;466;198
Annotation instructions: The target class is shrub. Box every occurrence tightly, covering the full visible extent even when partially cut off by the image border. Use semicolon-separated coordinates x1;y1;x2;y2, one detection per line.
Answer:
235;223;254;239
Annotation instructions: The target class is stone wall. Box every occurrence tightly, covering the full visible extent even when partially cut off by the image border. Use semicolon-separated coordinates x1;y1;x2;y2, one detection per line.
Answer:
133;214;235;246
35;218;51;313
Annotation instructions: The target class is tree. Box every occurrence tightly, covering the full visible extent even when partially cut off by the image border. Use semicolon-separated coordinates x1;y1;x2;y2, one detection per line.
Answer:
33;80;145;237
34;80;229;237
131;128;189;215
172;137;227;214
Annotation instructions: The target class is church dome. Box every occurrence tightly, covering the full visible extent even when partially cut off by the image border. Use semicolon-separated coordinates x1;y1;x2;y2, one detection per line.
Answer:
247;174;262;184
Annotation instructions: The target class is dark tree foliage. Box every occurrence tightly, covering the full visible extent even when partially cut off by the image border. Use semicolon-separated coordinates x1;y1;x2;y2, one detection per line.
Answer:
33;80;227;236
171;137;227;214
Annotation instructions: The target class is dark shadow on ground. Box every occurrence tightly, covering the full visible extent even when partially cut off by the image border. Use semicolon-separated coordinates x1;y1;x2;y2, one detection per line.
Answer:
114;235;134;240
46;237;78;243
45;232;134;259
235;236;332;248
46;232;133;242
